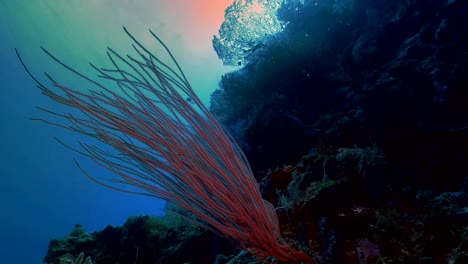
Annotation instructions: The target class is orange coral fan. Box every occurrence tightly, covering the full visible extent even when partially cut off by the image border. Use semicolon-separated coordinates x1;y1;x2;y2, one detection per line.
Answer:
17;27;314;264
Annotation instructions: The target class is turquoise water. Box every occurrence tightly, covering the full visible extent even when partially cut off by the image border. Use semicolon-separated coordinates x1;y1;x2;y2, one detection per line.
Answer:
0;1;229;263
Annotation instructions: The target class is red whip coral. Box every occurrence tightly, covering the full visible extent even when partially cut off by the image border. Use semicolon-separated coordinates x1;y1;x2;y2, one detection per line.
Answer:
17;27;314;264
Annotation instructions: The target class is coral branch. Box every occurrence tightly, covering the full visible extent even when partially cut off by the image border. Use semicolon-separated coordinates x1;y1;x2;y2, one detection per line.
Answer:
17;27;314;264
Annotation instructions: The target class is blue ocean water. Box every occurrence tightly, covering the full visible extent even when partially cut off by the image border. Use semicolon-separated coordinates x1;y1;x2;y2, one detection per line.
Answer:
0;2;226;263
2;1;294;262
0;46;166;263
